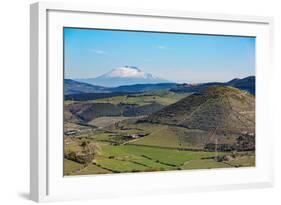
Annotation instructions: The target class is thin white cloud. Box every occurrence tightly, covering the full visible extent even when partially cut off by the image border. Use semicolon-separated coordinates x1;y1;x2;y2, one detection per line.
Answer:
157;45;167;49
90;49;107;55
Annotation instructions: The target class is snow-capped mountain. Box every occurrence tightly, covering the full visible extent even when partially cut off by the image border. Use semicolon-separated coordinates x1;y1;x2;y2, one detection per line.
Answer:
102;66;153;79
76;66;170;87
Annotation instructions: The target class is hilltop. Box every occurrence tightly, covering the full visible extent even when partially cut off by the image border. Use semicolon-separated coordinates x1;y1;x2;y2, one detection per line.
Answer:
143;86;255;134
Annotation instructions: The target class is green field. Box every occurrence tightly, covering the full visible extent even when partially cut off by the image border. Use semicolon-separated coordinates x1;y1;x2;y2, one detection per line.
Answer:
64;140;255;175
100;144;225;167
64;127;255;176
127;123;207;149
63;115;255;175
95;158;149;173
74;164;111;175
181;159;232;170
89;91;190;106
88;116;133;128
64;159;82;175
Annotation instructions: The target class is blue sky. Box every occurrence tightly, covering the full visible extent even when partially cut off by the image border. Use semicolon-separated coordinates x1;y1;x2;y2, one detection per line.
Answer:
64;28;255;83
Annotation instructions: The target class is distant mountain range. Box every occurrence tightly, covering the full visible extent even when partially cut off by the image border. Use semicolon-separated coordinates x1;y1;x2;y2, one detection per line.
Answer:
64;79;177;95
108;83;178;93
226;76;255;94
65;76;255;96
76;66;170;87
171;76;255;95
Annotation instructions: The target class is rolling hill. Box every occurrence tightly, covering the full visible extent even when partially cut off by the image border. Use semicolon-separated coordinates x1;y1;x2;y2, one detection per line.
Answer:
65;102;123;123
170;76;255;95
143;86;255;134
64;79;107;95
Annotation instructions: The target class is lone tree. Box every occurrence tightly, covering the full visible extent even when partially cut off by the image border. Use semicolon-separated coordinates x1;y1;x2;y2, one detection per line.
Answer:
80;140;88;151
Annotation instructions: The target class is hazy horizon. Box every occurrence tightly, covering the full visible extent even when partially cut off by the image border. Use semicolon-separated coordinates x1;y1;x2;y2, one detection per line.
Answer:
64;28;255;84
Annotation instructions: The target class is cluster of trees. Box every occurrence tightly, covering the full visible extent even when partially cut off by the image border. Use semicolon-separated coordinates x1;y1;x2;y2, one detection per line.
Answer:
64;141;100;164
235;133;255;151
204;133;255;152
204;143;234;152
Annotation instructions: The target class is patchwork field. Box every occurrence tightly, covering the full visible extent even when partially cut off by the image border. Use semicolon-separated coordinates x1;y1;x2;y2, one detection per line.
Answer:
64;86;255;176
64;138;255;175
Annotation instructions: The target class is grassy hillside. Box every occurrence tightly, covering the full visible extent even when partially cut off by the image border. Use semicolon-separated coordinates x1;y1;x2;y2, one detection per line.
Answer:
123;102;164;117
144;86;255;133
66;102;122;122
64;91;190;125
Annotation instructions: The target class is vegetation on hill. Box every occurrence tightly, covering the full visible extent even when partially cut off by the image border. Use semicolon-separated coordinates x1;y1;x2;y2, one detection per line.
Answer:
144;86;255;133
123;102;165;117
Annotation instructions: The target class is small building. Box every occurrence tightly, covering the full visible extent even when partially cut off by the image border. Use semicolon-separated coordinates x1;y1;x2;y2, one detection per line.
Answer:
65;130;78;136
127;133;146;139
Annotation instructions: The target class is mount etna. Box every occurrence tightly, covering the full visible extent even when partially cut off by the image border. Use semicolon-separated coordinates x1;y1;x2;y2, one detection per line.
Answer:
76;66;170;87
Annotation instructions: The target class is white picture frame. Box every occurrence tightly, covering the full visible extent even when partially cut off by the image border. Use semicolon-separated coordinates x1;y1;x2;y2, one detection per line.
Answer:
30;2;274;202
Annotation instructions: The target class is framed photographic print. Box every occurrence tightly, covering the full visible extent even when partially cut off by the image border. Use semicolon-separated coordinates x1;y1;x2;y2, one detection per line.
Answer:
30;2;274;202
